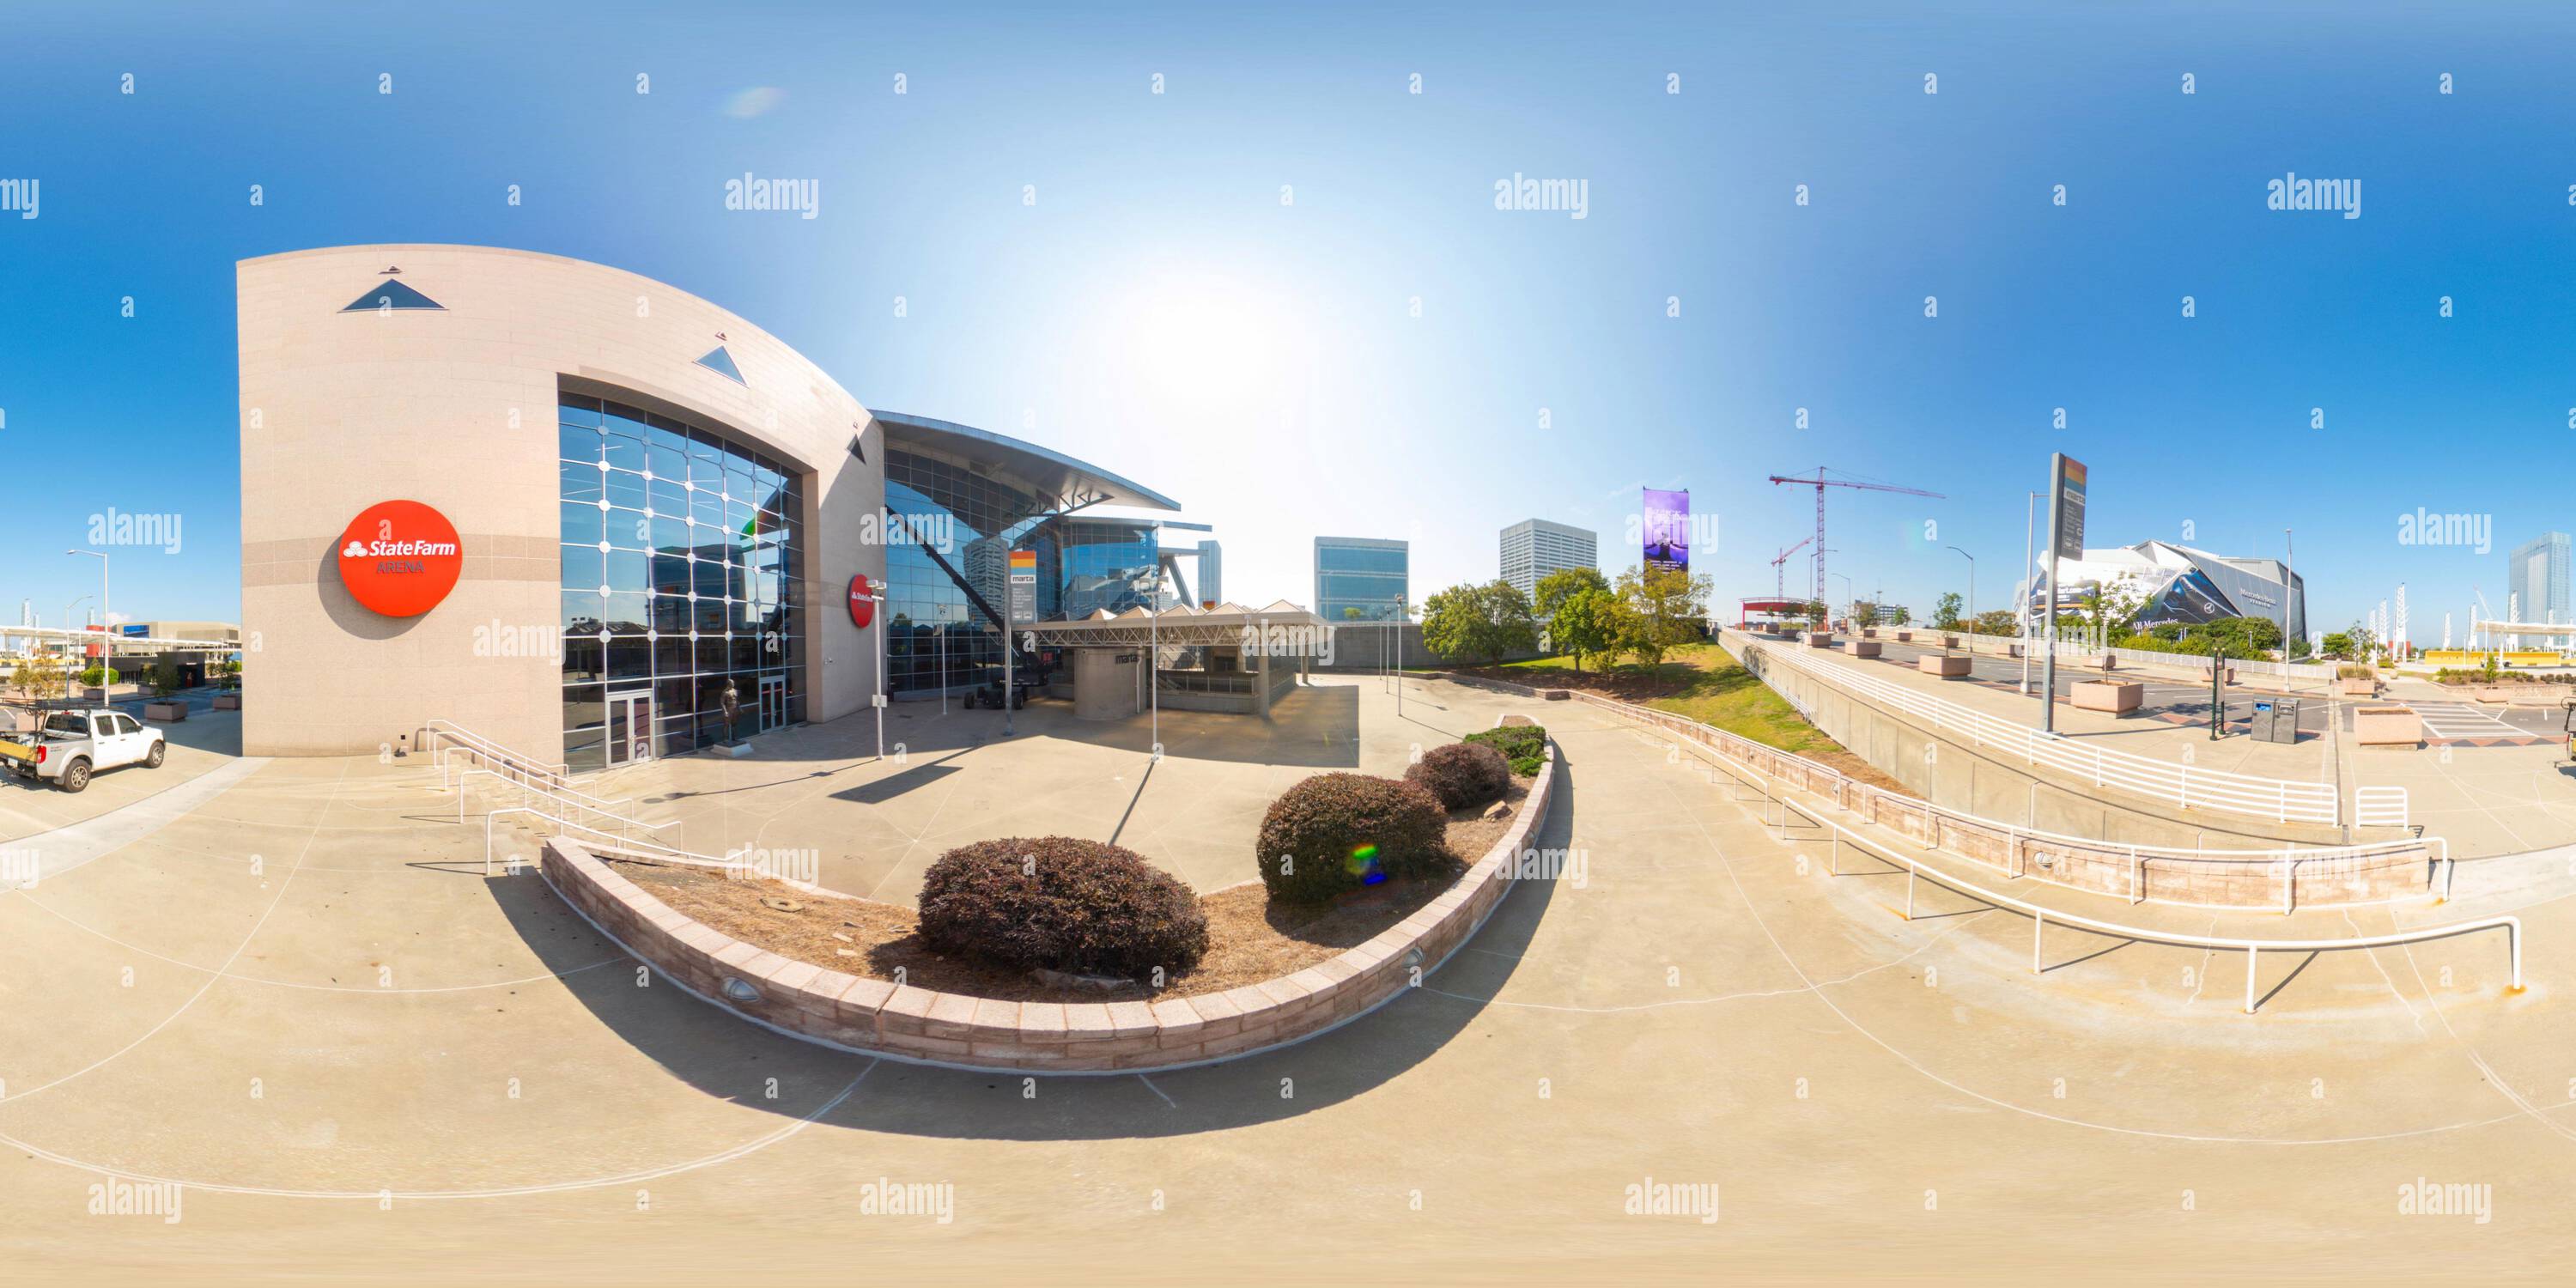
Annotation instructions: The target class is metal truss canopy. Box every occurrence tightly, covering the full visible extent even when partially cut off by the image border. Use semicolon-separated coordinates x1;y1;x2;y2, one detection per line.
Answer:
1018;599;1332;652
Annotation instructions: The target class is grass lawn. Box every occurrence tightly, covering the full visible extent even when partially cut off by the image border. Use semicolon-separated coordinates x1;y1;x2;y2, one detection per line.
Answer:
1493;642;1846;759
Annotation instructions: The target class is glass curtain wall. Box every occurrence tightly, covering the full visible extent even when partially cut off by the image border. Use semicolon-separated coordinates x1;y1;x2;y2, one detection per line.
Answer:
883;447;1055;696
559;392;803;771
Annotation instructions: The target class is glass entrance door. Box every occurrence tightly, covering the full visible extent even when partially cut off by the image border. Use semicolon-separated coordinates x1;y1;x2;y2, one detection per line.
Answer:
757;675;787;733
605;690;654;766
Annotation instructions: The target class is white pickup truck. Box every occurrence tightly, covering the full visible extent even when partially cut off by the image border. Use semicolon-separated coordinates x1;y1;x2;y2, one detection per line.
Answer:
0;708;167;793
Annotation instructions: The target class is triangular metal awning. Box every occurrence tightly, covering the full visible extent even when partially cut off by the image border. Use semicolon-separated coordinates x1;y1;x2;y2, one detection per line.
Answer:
695;345;745;385
339;279;445;312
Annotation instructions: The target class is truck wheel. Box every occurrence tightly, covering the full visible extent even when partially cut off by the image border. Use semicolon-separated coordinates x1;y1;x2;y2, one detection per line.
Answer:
146;742;166;769
60;759;91;793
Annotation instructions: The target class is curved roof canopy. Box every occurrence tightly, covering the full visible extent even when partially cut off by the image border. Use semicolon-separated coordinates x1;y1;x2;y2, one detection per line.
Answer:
872;410;1179;513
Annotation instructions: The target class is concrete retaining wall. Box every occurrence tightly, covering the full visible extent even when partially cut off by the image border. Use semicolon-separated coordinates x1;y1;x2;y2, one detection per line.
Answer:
542;744;1558;1072
1569;691;2434;908
1730;641;2362;852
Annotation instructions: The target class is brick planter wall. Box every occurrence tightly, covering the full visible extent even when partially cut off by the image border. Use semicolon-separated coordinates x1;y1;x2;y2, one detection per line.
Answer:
542;745;1558;1073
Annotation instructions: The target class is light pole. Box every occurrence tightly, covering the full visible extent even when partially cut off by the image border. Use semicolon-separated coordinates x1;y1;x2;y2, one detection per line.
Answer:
857;587;887;758
1831;573;1853;631
2281;528;2295;680
1945;545;1973;633
67;549;107;689
2020;491;2037;694
1134;519;1213;756
63;596;88;702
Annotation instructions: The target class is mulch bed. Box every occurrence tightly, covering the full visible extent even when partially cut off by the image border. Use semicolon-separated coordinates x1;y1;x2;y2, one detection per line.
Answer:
605;776;1534;1005
1443;664;1686;702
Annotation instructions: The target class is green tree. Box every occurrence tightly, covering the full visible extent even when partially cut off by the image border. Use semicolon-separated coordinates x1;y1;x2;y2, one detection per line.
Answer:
11;655;67;700
1931;592;1963;629
1533;566;1610;618
1971;609;2019;636
1851;601;1880;629
1547;587;1619;674
1612;565;1711;668
2318;631;2355;660
1340;606;1364;621
1419;580;1538;667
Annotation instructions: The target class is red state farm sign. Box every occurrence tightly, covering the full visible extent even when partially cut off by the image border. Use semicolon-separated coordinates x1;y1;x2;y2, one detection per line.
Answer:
848;574;875;629
336;500;464;617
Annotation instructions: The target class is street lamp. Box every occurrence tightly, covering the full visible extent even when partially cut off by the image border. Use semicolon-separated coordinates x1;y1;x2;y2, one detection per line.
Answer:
1831;573;1853;630
1135;519;1213;759
2019;492;2038;696
854;586;887;759
2281;528;2295;677
62;596;88;702
67;549;107;690
1945;545;1974;633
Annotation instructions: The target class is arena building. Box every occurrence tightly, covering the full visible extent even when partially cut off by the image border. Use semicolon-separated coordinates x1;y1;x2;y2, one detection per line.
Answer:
238;244;1195;770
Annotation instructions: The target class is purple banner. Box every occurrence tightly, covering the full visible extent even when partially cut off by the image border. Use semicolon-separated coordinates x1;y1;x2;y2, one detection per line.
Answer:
1643;488;1690;574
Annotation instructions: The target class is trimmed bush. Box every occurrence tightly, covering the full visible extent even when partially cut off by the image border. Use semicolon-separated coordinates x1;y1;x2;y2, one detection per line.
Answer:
1405;740;1510;810
1463;723;1548;776
1257;773;1455;902
917;836;1207;980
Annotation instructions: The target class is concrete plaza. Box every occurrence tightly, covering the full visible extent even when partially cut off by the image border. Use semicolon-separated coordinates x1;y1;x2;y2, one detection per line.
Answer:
2;679;2574;1279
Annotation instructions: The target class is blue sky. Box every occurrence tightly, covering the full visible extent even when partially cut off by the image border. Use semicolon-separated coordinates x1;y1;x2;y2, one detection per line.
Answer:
5;1;2574;641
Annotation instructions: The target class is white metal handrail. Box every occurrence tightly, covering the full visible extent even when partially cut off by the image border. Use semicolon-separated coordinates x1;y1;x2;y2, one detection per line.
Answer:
1738;634;2341;825
1744;767;2521;1014
440;743;644;821
423;720;571;784
454;768;672;846
2354;786;2411;829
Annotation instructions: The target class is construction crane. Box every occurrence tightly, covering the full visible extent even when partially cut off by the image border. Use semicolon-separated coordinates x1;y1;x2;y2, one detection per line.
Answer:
1767;467;1945;606
1769;537;1813;602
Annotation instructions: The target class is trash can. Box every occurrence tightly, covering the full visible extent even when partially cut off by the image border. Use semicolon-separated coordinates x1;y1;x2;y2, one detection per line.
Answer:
2251;696;2301;744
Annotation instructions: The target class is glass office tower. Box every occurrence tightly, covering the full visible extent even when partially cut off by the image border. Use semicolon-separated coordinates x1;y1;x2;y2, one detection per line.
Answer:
1315;536;1409;621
